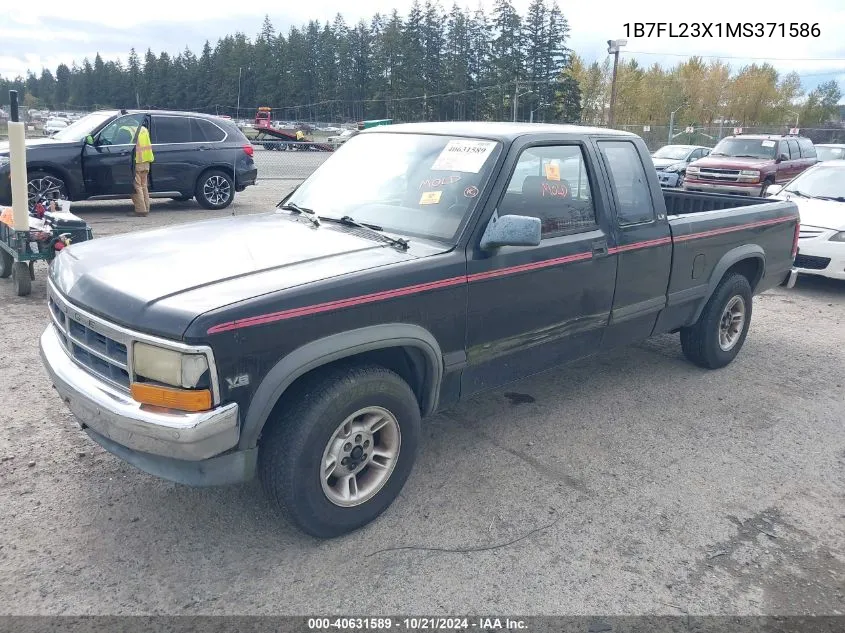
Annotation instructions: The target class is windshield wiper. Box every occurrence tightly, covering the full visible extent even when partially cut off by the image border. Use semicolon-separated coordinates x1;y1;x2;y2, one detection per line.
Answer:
709;152;727;156
325;215;410;250
732;154;762;158
814;195;845;202
279;202;320;227
784;189;811;198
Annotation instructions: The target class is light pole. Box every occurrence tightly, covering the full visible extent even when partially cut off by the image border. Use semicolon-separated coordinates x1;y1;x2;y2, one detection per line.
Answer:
668;101;686;144
530;103;550;123
786;109;800;129
237;66;242;117
606;38;627;127
512;81;533;122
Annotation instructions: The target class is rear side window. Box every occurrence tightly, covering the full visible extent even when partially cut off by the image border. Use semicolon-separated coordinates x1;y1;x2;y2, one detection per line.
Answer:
151;116;192;144
798;138;817;159
778;141;790;159
787;139;800;159
598;141;655;226
192;118;226;142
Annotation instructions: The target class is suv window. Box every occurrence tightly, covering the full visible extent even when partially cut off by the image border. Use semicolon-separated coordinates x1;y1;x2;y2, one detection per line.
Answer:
191;117;226;143
598;140;655;226
797;138;817;159
500;145;596;237
151;115;192;144
787;139;800;159
97;114;144;146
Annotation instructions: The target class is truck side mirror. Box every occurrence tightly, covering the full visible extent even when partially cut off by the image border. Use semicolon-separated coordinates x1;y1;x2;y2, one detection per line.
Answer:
480;213;542;251
776;154;788;163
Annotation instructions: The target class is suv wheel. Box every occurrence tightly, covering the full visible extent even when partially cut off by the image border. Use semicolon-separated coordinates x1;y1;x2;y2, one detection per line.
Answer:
28;170;68;208
259;364;421;538
195;170;234;210
680;273;753;369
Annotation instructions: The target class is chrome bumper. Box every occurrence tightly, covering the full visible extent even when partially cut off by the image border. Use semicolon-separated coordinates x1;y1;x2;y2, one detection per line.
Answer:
785;268;798;289
40;324;239;461
683;181;763;196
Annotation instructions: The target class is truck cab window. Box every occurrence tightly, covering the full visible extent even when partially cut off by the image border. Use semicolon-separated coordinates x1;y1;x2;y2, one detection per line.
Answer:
598;140;655;226
499;145;596;237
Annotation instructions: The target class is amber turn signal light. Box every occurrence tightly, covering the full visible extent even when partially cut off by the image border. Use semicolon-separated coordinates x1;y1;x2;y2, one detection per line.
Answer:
130;383;212;412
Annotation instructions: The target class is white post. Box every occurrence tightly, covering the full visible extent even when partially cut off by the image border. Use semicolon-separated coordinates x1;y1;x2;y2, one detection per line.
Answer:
8;91;29;231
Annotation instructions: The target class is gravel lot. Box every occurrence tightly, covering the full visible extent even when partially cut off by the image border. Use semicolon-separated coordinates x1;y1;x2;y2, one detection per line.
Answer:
0;182;843;616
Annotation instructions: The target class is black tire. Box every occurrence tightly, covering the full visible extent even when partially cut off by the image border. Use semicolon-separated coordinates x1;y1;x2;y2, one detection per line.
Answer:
680;273;753;369
27;170;68;209
194;169;234;210
676;171;685;188
12;262;31;296
259;364;421;538
759;178;774;197
0;249;12;279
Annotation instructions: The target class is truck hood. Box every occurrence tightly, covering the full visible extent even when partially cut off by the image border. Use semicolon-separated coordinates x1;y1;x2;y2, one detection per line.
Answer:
50;211;437;339
692;156;772;170
768;195;845;231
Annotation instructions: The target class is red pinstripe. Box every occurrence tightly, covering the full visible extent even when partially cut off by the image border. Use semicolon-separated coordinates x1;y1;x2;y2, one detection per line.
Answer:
207;214;796;334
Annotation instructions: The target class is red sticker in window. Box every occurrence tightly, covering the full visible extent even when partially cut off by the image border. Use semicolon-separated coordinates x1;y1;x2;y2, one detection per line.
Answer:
464;185;479;198
541;182;569;198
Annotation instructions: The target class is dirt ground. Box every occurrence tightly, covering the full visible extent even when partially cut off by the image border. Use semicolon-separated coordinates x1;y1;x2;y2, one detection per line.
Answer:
0;182;843;616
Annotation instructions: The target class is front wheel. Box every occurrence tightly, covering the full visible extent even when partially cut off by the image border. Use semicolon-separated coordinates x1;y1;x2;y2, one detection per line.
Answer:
13;261;32;296
676;171;685;188
680;273;753;369
759;179;774;197
27;170;68;209
259;364;421;538
195;170;234;210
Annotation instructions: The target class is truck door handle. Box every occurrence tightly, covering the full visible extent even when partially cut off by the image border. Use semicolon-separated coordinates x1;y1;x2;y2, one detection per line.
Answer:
592;239;609;257
198;145;211;151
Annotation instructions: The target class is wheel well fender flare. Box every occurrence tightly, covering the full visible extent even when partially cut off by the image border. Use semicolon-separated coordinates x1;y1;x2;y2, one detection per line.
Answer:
27;162;80;198
690;244;765;324
238;323;444;450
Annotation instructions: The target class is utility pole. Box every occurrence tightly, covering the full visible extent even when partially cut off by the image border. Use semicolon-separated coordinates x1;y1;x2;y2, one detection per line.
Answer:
237;66;242;118
606;39;627;127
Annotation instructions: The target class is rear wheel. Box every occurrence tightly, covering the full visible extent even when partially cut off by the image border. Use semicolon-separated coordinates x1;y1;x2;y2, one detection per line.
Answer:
12;262;31;296
259;364;421;538
195;170;234;210
0;249;12;279
680;273;752;369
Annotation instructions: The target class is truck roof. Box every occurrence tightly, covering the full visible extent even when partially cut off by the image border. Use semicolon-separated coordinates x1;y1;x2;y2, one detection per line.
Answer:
366;121;638;141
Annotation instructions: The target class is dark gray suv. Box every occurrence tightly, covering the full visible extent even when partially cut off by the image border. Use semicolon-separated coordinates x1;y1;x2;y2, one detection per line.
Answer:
0;109;258;210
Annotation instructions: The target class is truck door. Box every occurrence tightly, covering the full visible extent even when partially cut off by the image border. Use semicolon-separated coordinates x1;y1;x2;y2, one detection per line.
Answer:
594;139;673;349
82;113;145;195
463;140;618;395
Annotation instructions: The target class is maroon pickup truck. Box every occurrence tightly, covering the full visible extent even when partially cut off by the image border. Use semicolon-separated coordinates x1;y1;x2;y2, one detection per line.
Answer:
683;134;817;197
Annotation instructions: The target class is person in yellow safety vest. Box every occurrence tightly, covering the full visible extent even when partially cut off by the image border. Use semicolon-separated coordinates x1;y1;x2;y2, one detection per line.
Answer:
295;130;305;141
131;122;155;217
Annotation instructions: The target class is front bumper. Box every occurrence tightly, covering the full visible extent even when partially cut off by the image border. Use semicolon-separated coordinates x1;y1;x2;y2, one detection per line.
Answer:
683;179;763;196
657;171;681;187
40;324;240;461
794;239;845;281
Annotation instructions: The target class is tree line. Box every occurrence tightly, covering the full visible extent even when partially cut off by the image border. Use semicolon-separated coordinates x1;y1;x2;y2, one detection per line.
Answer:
0;0;841;129
0;0;580;124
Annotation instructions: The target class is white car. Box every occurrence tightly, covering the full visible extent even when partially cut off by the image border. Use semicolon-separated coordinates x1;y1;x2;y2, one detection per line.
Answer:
327;129;358;147
767;160;845;282
815;144;845;162
43;119;68;136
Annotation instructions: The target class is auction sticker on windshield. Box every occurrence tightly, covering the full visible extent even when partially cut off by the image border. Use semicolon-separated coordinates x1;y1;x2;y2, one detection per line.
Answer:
431;140;498;173
761;140;776;147
419;191;443;205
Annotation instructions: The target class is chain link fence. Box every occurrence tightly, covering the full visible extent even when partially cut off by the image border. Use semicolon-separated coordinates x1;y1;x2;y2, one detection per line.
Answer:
615;124;845;152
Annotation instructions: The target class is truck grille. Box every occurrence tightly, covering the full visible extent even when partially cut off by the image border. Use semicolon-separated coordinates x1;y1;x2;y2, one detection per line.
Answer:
794;254;831;270
696;168;741;183
48;291;131;390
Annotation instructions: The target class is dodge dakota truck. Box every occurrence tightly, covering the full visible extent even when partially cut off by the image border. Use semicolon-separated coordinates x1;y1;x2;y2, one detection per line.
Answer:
40;123;800;538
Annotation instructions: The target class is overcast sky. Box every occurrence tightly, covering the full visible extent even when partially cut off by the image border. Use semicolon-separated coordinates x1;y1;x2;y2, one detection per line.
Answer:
2;0;843;100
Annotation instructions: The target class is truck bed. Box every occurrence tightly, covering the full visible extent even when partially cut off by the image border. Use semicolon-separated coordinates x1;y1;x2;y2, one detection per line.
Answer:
664;189;773;215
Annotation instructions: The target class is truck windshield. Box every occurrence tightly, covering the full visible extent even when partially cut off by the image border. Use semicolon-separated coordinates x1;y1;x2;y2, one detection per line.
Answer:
784;165;845;201
285;133;502;241
653;146;691;160
710;138;777;159
51;112;115;142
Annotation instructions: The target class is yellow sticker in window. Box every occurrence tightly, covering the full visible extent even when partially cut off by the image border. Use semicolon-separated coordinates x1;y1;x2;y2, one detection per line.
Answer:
544;161;561;181
419;190;442;205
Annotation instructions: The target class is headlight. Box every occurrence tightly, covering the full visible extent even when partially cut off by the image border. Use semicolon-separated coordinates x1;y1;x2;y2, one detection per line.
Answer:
664;162;683;173
740;170;759;176
830;231;845;242
133;342;210;389
687;166;699;174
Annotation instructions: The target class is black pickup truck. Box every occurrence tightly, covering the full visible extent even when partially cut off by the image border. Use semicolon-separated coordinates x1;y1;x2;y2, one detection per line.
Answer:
40;123;799;537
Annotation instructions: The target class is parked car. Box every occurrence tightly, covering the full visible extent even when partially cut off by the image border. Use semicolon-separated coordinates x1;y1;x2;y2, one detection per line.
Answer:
327;128;358;147
815;144;845;162
0;109;257;210
766;160;845;281
40;122;799;537
42;118;69;136
684;134;817;197
651;144;711;188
